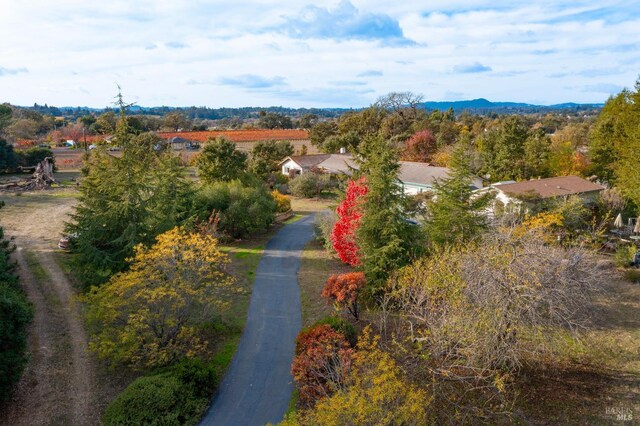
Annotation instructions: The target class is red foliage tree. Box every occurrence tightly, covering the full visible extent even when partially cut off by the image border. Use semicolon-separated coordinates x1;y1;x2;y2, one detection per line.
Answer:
402;129;438;163
322;272;366;319
291;324;354;407
330;177;368;266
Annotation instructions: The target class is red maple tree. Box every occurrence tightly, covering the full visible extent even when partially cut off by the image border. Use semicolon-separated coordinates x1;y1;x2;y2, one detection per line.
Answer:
291;324;354;407
330;177;368;266
322;272;366;320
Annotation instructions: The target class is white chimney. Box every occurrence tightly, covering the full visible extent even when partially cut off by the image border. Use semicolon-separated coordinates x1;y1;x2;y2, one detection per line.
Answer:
339;147;346;154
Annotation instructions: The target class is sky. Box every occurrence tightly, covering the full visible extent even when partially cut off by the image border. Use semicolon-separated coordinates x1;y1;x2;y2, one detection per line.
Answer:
0;0;639;108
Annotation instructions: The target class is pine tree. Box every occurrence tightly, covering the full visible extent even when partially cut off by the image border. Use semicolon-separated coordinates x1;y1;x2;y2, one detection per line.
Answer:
426;144;493;247
66;95;193;285
355;135;419;291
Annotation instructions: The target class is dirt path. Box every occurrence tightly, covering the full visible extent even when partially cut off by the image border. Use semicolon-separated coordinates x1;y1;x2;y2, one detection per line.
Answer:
0;191;97;425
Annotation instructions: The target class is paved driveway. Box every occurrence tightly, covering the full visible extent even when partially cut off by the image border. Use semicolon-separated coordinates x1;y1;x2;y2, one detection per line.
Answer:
199;215;315;426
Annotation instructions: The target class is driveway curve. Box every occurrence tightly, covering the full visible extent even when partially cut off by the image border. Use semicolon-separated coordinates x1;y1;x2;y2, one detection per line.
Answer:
200;215;316;426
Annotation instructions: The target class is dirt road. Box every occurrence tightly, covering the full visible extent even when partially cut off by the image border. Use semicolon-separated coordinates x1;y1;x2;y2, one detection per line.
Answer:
0;191;97;426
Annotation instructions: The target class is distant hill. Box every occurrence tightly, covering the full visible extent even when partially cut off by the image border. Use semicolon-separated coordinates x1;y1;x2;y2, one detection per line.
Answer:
19;98;603;120
421;98;603;114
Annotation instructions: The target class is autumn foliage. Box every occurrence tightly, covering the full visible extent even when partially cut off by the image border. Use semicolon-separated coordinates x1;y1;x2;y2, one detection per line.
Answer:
84;227;238;369
322;272;366;319
401;129;438;163
286;328;430;426
291;324;354;408
330;177;368;266
271;190;292;213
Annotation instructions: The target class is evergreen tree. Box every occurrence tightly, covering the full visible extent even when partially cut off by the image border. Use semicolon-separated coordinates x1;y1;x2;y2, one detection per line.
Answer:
478;116;529;181
589;80;640;206
0;139;18;172
0;203;32;400
355;135;418;291
523;128;551;179
426;144;493;247
588;93;627;184
66;97;193;285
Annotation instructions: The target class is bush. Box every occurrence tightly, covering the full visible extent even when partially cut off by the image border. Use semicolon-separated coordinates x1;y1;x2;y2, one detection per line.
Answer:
314;210;337;254
289;173;329;198
322;273;366;320
0;224;32;401
293;328;429;426
194;181;276;239
16;146;55;168
0;139;18;172
271;190;292;213
291;324;354;408
312;316;357;347
171;358;218;398
0;282;33;401
624;268;640;283
103;373;207;426
614;244;637;267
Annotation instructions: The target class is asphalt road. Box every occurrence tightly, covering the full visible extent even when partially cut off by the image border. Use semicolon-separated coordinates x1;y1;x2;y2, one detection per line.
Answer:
199;215;316;426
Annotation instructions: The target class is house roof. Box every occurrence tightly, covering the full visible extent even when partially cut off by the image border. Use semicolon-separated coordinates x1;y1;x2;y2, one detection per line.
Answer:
315;154;357;174
495;176;604;199
398;162;450;186
283;154;331;168
169;137;196;143
283;154;455;186
160;129;309;143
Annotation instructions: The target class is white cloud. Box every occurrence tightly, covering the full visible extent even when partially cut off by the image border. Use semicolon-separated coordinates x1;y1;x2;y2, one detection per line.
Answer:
0;1;637;107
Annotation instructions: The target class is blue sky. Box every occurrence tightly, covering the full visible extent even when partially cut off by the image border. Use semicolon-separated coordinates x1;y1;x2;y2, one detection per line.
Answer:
0;0;638;108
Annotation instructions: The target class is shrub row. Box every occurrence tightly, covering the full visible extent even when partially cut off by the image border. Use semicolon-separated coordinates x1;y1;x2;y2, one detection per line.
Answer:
0;220;32;401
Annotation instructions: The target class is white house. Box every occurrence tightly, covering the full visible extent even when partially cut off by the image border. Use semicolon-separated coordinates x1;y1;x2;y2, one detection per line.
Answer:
397;161;483;195
280;154;355;176
488;175;605;212
280;154;483;195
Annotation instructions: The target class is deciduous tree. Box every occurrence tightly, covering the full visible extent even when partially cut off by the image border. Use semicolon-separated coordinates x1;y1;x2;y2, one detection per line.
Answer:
291;324;354;407
196;137;248;183
401;129;438;163
249;140;293;180
331;177;368;266
84;227;238;368
288;328;429;426
322;272;366;320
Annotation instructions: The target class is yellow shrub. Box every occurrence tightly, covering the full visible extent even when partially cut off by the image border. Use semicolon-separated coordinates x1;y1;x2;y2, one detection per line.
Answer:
272;190;292;213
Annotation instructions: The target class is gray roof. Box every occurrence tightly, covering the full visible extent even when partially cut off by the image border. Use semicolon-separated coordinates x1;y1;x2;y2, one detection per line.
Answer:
398;162;450;186
283;154;454;186
316;154;358;174
169;137;196;143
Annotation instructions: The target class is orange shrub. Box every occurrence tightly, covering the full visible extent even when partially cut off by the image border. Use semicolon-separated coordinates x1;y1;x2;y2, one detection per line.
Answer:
291;324;354;408
322;272;366;320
